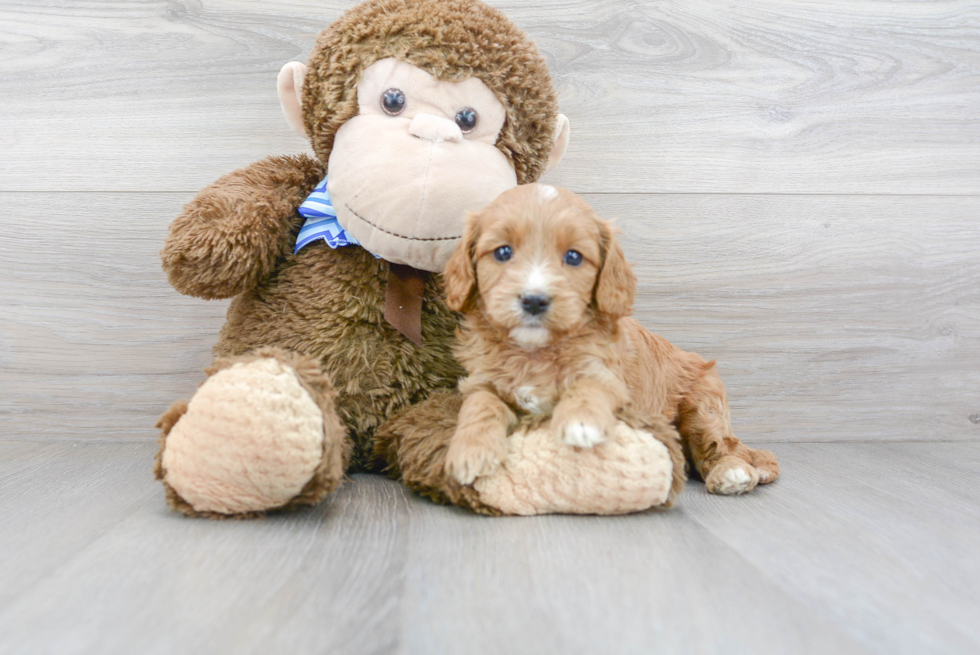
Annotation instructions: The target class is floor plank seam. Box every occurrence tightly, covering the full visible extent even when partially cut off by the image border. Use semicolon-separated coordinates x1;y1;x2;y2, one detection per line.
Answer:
0;489;159;615
675;505;876;651
756;438;980;445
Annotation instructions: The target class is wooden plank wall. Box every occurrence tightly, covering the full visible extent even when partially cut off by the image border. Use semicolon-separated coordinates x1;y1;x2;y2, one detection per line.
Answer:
1;0;978;443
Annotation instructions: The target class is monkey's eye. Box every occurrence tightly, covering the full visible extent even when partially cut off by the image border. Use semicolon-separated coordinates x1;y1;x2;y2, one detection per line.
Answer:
381;88;406;115
493;245;513;262
563;250;583;267
455;108;478;133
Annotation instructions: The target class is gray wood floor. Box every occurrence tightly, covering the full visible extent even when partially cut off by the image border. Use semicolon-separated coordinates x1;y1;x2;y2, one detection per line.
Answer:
2;1;979;653
1;440;979;654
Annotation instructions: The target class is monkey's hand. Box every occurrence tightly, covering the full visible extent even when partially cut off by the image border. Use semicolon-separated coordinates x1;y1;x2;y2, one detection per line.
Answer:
161;154;325;299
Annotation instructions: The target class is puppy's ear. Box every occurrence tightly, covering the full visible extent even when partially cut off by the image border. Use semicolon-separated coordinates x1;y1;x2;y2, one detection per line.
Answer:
443;210;483;312
595;221;637;320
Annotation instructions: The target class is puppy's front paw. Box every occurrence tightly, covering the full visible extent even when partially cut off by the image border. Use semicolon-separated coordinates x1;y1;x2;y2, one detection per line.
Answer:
445;428;507;486
552;398;618;449
560;421;607;448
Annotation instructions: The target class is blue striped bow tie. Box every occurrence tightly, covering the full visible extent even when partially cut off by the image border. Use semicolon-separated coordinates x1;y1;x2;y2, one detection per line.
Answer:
294;176;364;254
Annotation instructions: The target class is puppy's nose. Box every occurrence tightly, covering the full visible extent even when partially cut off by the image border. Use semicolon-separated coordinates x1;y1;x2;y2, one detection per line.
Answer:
520;293;551;316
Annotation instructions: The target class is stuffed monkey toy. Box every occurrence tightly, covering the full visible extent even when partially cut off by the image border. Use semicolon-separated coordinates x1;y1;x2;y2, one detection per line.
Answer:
154;0;682;518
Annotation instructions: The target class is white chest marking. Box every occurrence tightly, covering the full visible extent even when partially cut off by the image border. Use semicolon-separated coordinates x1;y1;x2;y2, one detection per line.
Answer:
510;326;551;349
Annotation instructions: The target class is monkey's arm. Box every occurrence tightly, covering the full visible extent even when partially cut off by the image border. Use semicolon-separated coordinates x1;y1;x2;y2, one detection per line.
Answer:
161;154;325;299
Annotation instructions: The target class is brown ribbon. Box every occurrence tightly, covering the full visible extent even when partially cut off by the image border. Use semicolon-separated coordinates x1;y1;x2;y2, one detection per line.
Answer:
384;263;428;346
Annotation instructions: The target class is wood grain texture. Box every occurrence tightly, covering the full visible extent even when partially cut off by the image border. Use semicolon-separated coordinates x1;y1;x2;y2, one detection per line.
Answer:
0;192;227;440
0;441;158;607
684;441;980;653
0;443;411;655
2;2;978;652
396;502;867;655
601;193;980;442
2;192;976;442
0;0;977;193
1;441;979;654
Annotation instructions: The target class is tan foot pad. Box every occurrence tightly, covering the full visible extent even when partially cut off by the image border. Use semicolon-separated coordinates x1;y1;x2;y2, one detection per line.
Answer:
162;358;325;514
473;422;674;516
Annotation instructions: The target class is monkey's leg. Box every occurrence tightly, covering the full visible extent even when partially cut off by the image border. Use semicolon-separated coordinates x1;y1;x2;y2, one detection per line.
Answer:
154;348;350;518
373;391;496;513
676;364;779;495
375;392;683;515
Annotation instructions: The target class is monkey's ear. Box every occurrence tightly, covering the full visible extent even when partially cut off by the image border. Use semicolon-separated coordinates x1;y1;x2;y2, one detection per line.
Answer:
443;211;483;312
595;221;637;320
544;114;571;173
277;62;308;137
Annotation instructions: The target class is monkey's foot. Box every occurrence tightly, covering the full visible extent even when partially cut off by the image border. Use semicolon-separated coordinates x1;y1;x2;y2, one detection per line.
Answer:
155;351;347;517
473;420;683;515
377;392;684;516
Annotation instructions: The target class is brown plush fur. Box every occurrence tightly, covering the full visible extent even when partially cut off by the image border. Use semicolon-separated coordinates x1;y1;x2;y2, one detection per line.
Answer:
213;246;465;470
303;0;559;185
161;155;325;300
442;185;779;493
374;391;501;515
161;151;466;473
158;0;568;516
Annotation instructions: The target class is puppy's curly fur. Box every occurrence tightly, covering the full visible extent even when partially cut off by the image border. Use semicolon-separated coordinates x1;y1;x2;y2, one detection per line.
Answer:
442;184;780;494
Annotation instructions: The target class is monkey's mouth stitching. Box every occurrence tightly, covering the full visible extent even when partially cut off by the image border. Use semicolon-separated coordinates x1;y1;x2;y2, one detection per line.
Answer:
344;204;461;242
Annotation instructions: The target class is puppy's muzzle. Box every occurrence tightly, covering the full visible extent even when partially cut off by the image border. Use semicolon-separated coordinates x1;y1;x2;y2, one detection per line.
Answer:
520;293;551;316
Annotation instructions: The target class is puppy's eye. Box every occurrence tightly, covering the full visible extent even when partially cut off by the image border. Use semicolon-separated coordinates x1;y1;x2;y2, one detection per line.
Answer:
455;108;478;133
382;88;407;115
563;250;583;267
493;245;513;262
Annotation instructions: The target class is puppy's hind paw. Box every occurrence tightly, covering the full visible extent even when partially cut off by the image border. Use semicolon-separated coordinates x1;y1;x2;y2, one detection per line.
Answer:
705;457;760;495
561;422;607;448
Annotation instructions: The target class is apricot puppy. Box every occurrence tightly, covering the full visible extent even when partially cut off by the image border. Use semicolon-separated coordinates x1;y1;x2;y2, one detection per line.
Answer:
442;183;779;494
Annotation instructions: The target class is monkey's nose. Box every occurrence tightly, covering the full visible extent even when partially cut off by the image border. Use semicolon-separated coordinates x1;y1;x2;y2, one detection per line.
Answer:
409;113;463;143
520;294;551;316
